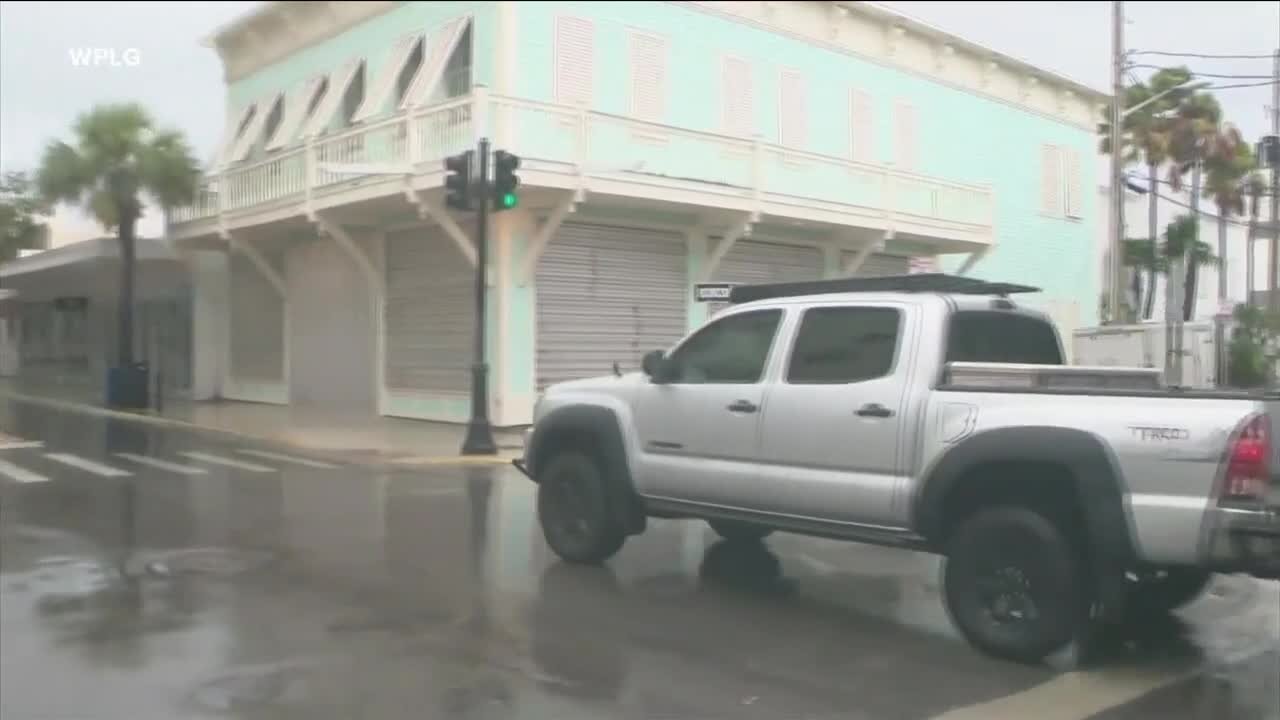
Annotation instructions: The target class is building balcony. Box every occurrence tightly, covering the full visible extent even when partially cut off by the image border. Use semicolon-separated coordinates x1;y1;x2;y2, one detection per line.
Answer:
169;88;995;253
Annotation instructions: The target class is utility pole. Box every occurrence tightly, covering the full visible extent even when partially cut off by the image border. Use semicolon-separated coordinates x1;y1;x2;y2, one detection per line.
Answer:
461;138;497;456
1169;161;1200;385
1270;49;1280;315
1215;182;1228;387
1107;0;1126;325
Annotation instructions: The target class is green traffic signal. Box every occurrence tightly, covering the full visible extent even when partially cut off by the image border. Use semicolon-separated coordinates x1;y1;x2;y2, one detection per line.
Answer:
491;149;520;213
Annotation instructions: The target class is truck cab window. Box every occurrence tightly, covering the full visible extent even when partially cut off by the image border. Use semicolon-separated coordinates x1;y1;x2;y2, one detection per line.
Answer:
787;306;902;384
946;311;1063;365
669;309;781;384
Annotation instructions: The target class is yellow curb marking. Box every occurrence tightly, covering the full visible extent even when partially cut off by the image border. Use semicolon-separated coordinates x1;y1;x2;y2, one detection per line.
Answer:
928;664;1195;720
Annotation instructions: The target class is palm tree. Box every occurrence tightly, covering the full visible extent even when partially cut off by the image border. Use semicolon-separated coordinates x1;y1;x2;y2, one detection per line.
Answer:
1163;214;1219;297
1164;91;1223;320
0;171;51;263
35;103;199;403
1204;126;1256;312
1121;218;1218;317
1098;67;1193;320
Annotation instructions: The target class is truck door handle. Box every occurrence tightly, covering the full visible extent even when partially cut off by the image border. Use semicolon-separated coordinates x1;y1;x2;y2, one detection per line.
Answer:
855;403;894;418
726;399;759;414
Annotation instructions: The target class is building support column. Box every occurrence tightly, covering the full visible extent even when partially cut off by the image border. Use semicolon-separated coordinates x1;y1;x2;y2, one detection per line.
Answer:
222;229;289;403
956;247;991;276
496;207;537;426
405;188;477;267
516;191;580;287
189;250;229;401
315;212;387;416
840;232;889;276
698;211;758;283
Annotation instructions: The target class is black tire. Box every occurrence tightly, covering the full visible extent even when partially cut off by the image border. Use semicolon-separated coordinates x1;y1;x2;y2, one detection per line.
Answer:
536;452;626;565
943;507;1088;665
1127;568;1212;614
708;519;774;543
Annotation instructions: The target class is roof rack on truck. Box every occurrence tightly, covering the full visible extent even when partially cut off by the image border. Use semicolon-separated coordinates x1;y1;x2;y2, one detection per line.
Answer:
727;273;1041;304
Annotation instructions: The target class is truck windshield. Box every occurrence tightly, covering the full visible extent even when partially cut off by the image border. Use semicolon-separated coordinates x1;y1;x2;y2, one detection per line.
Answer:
945;311;1063;365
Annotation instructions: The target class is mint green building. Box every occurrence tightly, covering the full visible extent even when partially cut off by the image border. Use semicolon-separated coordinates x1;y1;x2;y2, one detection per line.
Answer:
169;1;1105;427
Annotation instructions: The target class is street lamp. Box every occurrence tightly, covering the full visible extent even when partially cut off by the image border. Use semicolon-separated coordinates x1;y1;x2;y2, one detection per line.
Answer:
1122;79;1210;120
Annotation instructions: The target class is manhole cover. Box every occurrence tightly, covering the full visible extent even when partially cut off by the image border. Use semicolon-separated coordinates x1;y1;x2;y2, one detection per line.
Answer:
189;659;323;711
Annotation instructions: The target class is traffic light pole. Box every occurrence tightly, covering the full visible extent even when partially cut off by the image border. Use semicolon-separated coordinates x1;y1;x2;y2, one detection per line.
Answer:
462;138;498;455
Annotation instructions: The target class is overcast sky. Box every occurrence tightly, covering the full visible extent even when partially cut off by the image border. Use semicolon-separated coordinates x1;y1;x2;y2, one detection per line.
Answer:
1;1;1277;240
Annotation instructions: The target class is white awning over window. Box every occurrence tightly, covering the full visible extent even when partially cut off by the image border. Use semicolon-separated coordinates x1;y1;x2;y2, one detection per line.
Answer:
351;33;424;123
211;103;256;168
266;75;328;150
300;58;364;139
399;16;470;110
226;94;278;163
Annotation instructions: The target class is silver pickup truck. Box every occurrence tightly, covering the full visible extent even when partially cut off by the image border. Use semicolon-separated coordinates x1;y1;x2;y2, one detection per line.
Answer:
514;274;1280;664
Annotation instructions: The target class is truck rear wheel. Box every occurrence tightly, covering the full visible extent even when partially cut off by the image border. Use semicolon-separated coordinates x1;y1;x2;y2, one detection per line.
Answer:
537;452;626;565
708;519;774;543
943;507;1087;664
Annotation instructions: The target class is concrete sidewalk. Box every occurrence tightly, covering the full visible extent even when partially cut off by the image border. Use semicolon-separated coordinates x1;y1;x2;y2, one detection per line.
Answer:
0;378;524;466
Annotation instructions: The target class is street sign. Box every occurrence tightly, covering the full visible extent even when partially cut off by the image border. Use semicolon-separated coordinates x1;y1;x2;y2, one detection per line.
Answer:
693;282;736;302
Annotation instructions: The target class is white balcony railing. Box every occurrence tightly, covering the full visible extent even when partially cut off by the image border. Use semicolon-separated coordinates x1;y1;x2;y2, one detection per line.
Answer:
171;90;994;232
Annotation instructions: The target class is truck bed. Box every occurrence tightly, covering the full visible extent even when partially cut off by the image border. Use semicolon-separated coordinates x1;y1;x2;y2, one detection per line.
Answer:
939;361;1280;400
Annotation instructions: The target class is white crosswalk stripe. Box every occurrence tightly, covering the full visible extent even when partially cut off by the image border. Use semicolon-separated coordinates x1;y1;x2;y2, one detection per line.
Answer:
0;458;49;483
0;441;44;450
181;451;275;473
116;453;209;475
44;453;132;477
236;449;338;469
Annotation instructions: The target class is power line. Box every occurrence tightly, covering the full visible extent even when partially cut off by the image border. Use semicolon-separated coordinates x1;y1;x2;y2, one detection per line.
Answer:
1125;64;1275;80
1207;80;1280;91
1121;178;1256;227
1128;50;1276;60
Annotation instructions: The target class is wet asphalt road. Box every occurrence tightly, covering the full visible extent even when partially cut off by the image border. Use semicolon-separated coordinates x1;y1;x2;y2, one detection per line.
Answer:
0;399;1277;720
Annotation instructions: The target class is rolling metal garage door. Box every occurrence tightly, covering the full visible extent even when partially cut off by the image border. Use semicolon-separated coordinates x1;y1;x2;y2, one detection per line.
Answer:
229;251;284;382
536;222;687;389
709;239;824;315
843;252;912;278
384;225;475;394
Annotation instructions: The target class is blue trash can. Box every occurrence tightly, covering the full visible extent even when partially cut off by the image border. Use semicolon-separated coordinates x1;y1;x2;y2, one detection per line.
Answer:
106;363;150;409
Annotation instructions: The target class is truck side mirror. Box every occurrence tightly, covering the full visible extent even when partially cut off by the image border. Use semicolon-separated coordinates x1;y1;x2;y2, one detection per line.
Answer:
641;350;672;383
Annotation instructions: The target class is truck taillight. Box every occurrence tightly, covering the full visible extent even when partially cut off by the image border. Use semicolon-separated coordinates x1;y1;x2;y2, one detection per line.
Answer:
1224;414;1270;501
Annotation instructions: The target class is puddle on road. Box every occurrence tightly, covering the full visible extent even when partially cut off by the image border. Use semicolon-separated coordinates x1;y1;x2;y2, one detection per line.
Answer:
135;547;276;577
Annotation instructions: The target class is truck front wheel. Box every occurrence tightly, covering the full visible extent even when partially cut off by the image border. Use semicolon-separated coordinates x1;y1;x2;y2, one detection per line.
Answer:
943;507;1088;664
536;451;626;565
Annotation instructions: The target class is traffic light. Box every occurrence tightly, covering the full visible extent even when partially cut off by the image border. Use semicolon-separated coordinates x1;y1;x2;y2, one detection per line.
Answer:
444;150;474;210
491;150;520;211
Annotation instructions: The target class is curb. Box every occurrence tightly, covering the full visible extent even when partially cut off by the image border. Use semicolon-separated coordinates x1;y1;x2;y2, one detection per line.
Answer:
0;390;517;468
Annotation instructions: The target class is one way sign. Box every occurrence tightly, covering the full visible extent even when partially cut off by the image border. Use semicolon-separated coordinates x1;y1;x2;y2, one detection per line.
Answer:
693;282;736;302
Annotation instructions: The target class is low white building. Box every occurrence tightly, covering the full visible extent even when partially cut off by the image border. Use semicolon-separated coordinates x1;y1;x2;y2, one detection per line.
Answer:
1095;181;1264;324
1082;182;1265;386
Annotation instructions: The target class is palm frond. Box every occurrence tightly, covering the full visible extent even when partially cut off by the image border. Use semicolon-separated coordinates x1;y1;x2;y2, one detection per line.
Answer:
138;129;201;209
36;102;201;232
36;141;93;205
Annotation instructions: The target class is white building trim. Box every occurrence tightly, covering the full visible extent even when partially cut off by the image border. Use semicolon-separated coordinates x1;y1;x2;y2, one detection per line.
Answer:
680;1;1107;131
